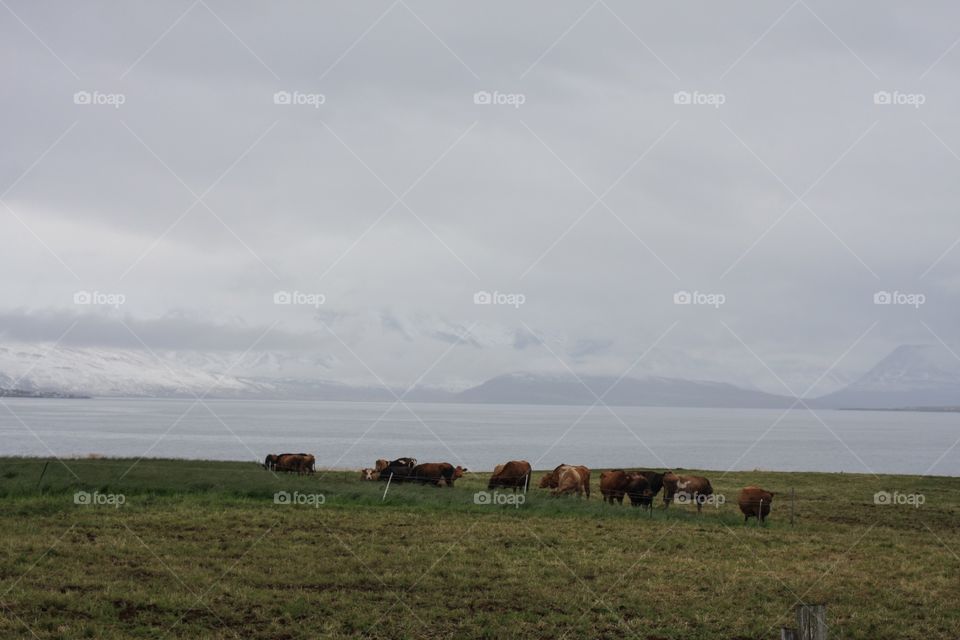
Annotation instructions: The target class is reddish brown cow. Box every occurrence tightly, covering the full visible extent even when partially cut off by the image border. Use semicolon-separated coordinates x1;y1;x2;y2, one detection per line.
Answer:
662;471;713;513
600;470;630;504
738;486;774;523
411;462;466;487
552;465;589;498
488;460;532;492
275;453;314;475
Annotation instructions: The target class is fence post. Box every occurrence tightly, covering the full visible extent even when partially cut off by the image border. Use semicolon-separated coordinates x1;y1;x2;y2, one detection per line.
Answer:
796;603;827;640
36;460;50;491
758;498;763;527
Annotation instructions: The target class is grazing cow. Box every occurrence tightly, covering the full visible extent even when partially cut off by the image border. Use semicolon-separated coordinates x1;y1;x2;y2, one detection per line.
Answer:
540;464;591;498
378;460;416;482
625;473;654;509
600;470;630;504
488;460;532;492
360;468;376;481
263;454;278;471
374;459;390;473
411;462;466;487
275;453;314;475
738;486;774;523
552;465;589;498
662;471;713;513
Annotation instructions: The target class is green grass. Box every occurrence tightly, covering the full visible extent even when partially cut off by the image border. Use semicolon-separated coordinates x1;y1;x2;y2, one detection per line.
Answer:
0;457;957;639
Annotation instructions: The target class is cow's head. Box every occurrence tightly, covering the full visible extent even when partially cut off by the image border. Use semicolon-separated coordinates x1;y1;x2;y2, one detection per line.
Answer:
453;466;466;480
538;474;554;488
360;468;375;480
263;454;277;469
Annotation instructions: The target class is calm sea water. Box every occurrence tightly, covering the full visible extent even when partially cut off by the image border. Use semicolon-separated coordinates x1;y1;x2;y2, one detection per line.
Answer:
0;398;956;476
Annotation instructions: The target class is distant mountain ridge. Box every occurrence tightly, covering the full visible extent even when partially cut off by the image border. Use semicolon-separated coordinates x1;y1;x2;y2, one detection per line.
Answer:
1;342;958;410
815;344;960;409
454;372;796;408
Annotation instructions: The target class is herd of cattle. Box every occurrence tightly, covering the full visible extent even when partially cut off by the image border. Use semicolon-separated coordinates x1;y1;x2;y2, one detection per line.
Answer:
264;454;775;522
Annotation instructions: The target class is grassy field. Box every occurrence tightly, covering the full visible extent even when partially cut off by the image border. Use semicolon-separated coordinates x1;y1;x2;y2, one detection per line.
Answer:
0;457;957;639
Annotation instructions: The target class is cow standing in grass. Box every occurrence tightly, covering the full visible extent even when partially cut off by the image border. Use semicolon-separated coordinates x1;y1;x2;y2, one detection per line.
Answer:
275;453;315;475
488;460;532;492
551;465;590;498
738;486;774;523
540;464;591;498
599;470;630;504
662;471;712;513
411;462;465;487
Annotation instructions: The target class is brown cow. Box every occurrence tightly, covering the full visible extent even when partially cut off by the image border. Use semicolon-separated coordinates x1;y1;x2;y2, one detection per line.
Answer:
738;486;774;523
625;473;654;509
411;462;466;487
540;464;591;498
275;453;315;475
374;459;389;473
600;470;630;504
263;454;278;471
488;460;531;492
662;471;712;513
360;468;376;480
552;465;589;498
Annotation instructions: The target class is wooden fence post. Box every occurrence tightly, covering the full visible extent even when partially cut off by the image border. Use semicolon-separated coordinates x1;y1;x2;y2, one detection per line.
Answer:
796;603;827;640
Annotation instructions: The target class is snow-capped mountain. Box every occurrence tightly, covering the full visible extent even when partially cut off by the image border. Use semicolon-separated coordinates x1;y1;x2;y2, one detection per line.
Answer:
816;345;960;408
0;343;392;400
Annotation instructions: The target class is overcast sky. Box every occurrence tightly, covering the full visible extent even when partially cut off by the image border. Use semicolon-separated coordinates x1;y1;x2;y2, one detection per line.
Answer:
3;1;960;394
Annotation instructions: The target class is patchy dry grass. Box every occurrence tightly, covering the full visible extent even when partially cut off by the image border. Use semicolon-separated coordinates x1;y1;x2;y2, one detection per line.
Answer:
0;457;957;638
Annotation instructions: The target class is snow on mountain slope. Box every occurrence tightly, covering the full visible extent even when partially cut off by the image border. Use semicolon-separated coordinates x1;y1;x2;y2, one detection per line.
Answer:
816;345;960;408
